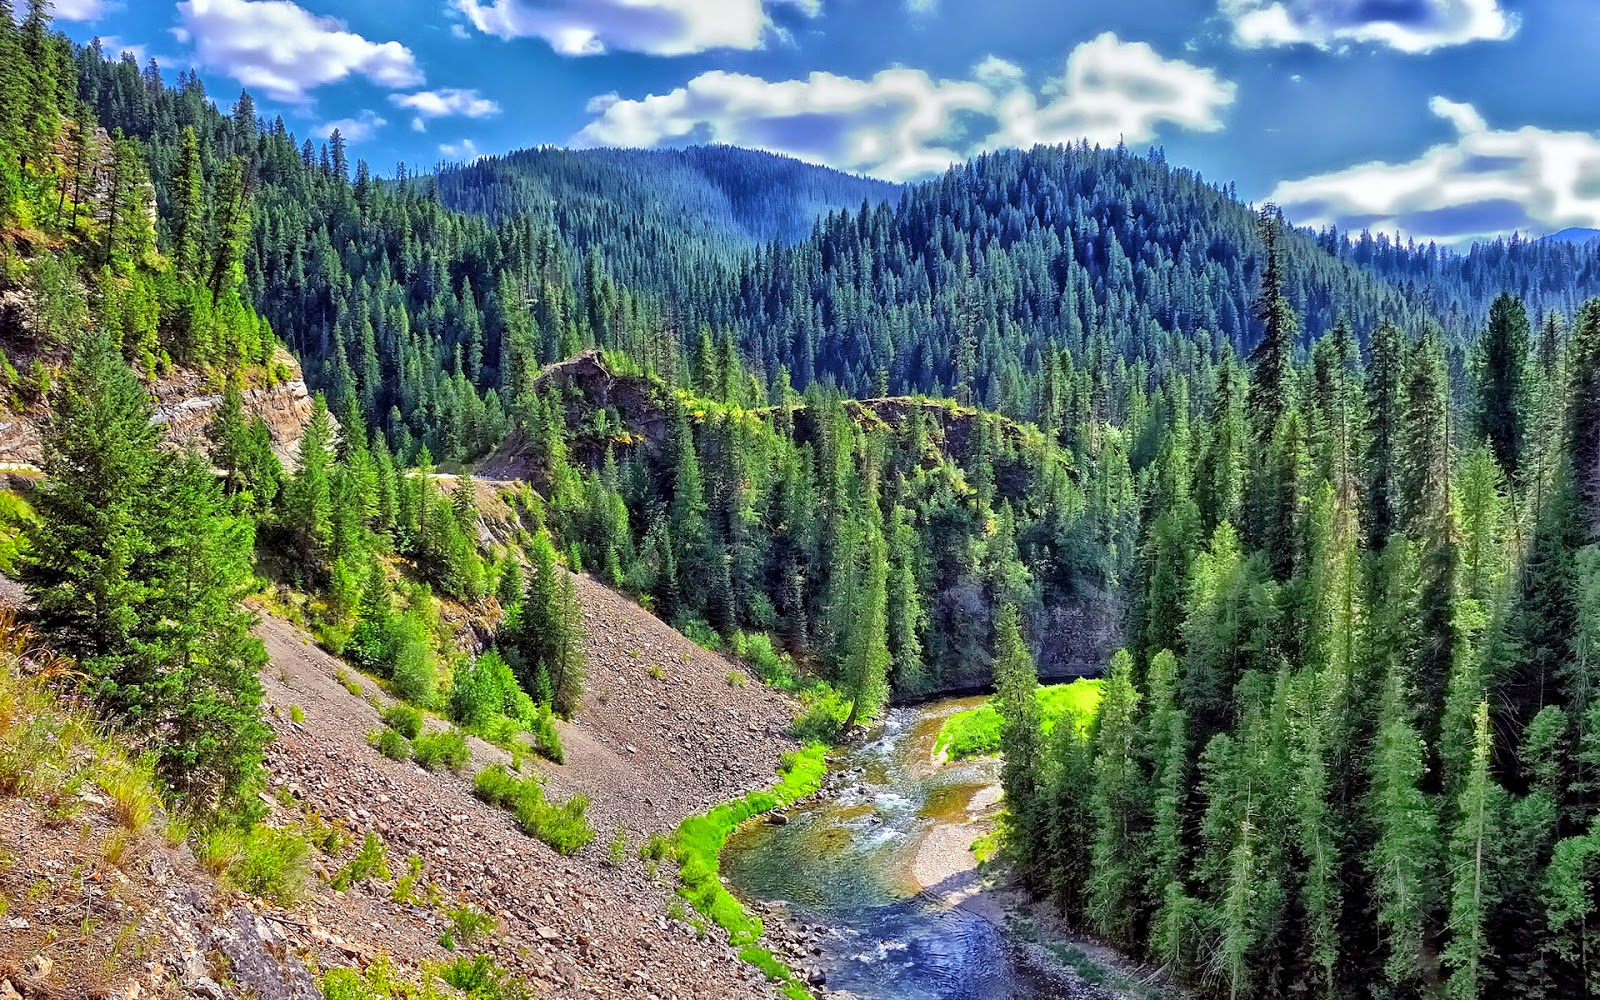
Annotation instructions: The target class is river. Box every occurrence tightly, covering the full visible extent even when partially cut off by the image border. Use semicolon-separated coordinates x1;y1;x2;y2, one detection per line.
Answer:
722;696;1052;1000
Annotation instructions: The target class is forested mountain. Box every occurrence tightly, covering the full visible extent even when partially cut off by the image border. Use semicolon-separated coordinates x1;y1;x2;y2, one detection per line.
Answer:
429;144;899;248
1319;225;1600;335
6;11;1600;1000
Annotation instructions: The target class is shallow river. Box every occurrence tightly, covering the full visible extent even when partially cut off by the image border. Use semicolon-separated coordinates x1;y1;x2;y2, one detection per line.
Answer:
723;697;1047;1000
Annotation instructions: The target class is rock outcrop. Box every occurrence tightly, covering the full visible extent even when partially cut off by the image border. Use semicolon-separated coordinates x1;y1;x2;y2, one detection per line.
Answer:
0;349;321;469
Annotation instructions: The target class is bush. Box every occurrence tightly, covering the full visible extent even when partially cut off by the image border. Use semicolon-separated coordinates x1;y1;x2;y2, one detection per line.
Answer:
332;832;391;891
412;729;470;771
789;688;849;744
472;764;594;855
438;902;498;951
450;649;521;729
381;704;424;740
524;703;564;764
388;616;439;707
224;825;312;906
372;728;411;760
676;617;723;651
730;631;791;686
434;955;531;1000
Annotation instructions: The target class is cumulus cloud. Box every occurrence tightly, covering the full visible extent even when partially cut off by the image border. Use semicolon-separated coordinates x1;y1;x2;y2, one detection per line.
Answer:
440;138;483;160
1268;98;1600;246
988;33;1235;150
53;0;111;21
316;110;387;143
453;0;818;55
392;88;501;131
573;33;1235;182
175;0;423;104
93;35;150;64
1219;0;1517;54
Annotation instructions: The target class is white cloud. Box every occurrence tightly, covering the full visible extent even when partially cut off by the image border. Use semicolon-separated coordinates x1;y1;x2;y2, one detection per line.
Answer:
1268;98;1600;246
452;0;818;55
574;33;1235;182
316;110;387;142
906;0;937;14
175;0;423;104
53;0;111;21
392;88;501;132
440;138;482;160
94;35;149;64
1220;0;1517;54
987;33;1235;150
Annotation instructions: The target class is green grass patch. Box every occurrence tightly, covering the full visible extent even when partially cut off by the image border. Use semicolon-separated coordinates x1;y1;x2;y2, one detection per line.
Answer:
381;704;424;739
472;764;595;855
411;729;470;771
671;743;827;998
935;679;1104;761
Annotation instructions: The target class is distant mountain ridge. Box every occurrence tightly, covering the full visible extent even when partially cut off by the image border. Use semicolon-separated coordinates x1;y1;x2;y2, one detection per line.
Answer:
1542;227;1600;245
426;144;901;248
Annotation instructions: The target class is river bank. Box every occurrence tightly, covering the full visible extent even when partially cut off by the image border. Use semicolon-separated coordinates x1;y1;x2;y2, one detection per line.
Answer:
724;697;1171;1000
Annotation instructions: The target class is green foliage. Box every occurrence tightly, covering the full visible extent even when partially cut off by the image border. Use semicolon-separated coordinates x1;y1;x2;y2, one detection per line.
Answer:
411;729;470;772
381;704;424;740
433;955;532;999
21;333;270;812
471;764;594;855
437;902;497;952
332;832;392;891
372;728;411;760
221;825;312;906
935;679;1104;760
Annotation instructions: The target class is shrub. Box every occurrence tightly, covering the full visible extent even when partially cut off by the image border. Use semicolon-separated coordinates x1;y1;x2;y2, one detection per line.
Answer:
388;616;438;707
730;631;789;686
433;955;531;999
449;649;520;729
224;825;312;906
289;704;305;725
516;792;594;856
438;902;498;951
392;853;440;908
332;832;391;891
412;729;470;771
372;728;411;760
472;764;594;855
524;703;564;764
789;688;849;744
381;704;423;740
676;617;722;651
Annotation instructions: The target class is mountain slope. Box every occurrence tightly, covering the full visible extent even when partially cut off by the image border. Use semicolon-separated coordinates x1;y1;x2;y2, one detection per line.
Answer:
429;145;900;248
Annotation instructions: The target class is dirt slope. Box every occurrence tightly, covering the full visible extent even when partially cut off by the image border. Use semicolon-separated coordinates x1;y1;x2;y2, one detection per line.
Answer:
254;571;798;999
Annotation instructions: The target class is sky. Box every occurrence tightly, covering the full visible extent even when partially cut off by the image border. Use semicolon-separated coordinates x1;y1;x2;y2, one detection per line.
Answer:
59;0;1600;247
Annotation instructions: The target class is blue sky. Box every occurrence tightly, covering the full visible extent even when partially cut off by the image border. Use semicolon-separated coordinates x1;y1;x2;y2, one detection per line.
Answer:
58;0;1600;246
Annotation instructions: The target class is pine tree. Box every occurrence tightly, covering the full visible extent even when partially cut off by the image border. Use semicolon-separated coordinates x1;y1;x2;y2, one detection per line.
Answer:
1474;293;1533;483
994;604;1044;884
1088;648;1144;947
146;448;272;809
21;331;161;712
281;396;334;575
1367;665;1440;994
1443;701;1505;1000
171;125;206;284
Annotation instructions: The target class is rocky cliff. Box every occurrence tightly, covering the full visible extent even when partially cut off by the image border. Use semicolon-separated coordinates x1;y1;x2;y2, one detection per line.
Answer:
0;348;321;470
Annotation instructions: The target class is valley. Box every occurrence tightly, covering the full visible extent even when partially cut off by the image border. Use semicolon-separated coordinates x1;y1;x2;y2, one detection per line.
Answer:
2;6;1600;1000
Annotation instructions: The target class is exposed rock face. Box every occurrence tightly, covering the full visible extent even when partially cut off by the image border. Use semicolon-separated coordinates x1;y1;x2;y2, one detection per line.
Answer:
0;349;321;469
1034;585;1122;681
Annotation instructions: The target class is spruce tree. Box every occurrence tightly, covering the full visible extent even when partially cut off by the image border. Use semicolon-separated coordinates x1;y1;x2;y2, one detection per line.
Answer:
994;604;1043;884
